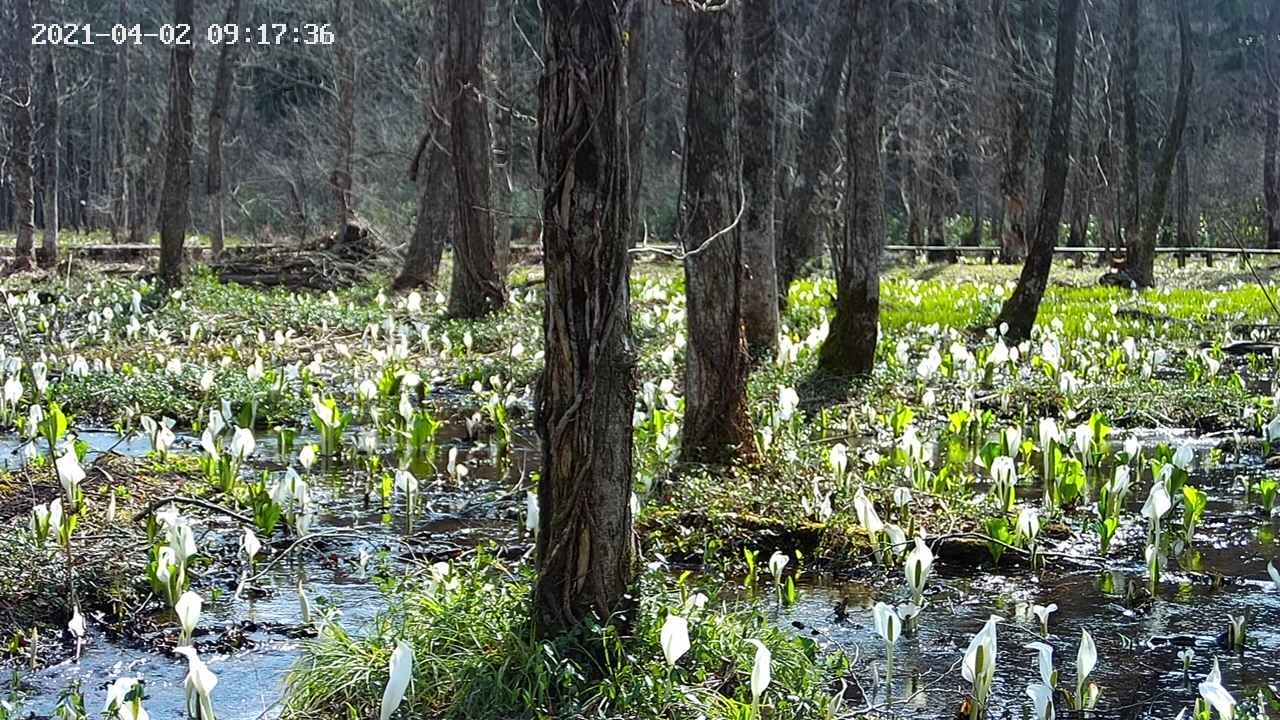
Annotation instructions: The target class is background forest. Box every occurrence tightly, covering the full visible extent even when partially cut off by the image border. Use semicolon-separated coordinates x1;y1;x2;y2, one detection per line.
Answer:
2;0;1279;264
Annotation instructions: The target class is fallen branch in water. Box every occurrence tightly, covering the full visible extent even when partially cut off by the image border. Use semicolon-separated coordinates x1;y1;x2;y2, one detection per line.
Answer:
132;495;254;526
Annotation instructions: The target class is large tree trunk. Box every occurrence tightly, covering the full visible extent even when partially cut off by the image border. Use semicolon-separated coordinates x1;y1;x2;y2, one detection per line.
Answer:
533;0;636;640
739;0;781;358
332;0;356;233
776;15;854;306
626;0;650;243
493;0;515;278
1124;0;1192;289
816;0;887;377
8;0;36;272
207;0;242;259
37;0;59;268
394;4;451;291
995;0;1082;341
446;0;506;318
157;0;195;287
994;0;1030;265
679;2;755;465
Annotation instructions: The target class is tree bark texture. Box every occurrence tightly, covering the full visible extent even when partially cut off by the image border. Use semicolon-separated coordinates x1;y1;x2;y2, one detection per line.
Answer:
157;0;195;288
679;3;755;465
493;0;515;277
395;4;451;292
9;0;37;271
1125;0;1192;288
776;14;854;305
817;0;887;377
207;0;242;259
626;0;650;242
533;0;637;640
994;0;1031;265
739;0;781;357
37;0;59;268
447;0;506;318
995;0;1082;341
116;0;132;243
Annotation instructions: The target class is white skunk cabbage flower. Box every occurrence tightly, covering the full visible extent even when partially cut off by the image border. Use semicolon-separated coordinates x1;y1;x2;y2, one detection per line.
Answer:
1031;603;1057;636
660;614;690;667
525;491;539;534
1024;641;1054;686
904;539;933;605
104;676;149;720
175;646;217;720
175;591;201;646
767;551;789;578
1076;629;1098;707
746;639;772;705
380;640;414;720
1198;661;1235;720
1026;682;1055;720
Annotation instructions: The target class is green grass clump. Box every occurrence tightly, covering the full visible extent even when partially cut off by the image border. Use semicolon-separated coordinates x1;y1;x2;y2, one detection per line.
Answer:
284;552;845;720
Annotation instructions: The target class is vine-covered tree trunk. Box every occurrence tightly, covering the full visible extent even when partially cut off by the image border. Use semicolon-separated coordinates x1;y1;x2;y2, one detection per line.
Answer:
739;0;780;358
8;0;37;272
395;4;450;291
776;15;854;306
332;0;356;233
446;0;506;318
1125;0;1192;288
994;0;1030;265
37;0;59;268
995;0;1082;340
679;2;755;465
206;0;242;259
534;0;636;640
158;0;195;288
626;0;650;242
817;0;887;377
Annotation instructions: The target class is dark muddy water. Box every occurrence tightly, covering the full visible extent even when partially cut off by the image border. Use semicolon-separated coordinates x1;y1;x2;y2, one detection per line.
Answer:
3;426;1277;719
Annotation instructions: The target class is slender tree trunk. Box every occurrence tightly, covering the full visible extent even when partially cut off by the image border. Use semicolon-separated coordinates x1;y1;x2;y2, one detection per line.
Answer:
1175;143;1190;252
679;2;755;465
492;0;515;277
739;0;780;358
157;0;195;287
776;15;854;305
117;0;132;243
533;0;636;640
626;0;650;243
37;0;59;268
995;0;1082;341
331;0;356;233
1264;4;1280;250
206;0;242;259
395;4;451;291
1121;0;1140;253
995;0;1031;265
817;0;887;377
8;0;37;272
1125;0;1192;288
446;0;506;317
1266;98;1278;249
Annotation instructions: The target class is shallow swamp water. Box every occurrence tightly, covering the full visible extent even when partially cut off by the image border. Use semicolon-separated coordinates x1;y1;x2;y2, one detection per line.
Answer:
2;420;1277;719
